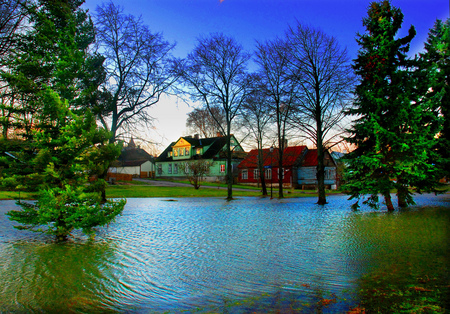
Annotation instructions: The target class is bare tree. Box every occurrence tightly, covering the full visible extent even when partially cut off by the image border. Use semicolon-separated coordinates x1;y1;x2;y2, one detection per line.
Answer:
0;0;27;60
255;38;297;198
181;159;212;189
286;23;355;205
178;33;251;200
186;106;225;138
0;0;28;138
94;1;177;143
238;73;272;195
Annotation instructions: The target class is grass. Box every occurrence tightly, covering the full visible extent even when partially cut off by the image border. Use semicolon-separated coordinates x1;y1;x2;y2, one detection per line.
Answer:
0;181;339;200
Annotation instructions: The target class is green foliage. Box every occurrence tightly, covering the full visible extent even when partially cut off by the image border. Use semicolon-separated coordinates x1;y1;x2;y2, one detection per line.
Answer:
344;0;442;210
8;185;125;241
0;0;125;241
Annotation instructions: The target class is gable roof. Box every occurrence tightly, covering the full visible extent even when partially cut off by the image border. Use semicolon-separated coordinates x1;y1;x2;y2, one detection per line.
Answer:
300;149;337;167
113;147;154;167
238;146;308;169
156;135;244;162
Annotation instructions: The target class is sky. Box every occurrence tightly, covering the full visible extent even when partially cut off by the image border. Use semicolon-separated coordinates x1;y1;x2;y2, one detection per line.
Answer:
81;0;449;153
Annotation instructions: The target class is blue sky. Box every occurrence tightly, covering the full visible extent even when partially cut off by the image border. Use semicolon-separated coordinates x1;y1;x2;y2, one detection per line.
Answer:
81;0;449;151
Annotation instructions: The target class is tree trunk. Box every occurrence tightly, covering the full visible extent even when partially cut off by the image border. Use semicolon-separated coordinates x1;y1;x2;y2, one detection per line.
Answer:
316;102;327;205
258;148;268;196
226;122;233;201
278;139;284;199
384;193;395;212
397;183;409;208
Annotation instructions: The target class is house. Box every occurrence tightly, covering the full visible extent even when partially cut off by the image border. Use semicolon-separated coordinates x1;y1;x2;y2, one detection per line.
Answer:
155;134;246;182
108;138;155;180
237;146;338;189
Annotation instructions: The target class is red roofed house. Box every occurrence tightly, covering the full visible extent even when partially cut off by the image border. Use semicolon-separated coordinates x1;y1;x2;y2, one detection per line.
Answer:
237;146;337;189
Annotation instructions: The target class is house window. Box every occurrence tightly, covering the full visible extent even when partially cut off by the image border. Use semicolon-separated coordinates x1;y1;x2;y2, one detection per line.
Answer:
196;148;201;155
180;148;184;156
168;164;172;174
242;169;248;180
174;149;178;157
220;164;226;173
253;169;260;179
325;168;335;180
169;151;173;157
185;148;189;156
265;168;272;180
157;164;162;175
174;164;178;174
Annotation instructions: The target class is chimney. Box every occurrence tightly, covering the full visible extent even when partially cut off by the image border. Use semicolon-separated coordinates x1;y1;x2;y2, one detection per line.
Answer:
194;134;199;139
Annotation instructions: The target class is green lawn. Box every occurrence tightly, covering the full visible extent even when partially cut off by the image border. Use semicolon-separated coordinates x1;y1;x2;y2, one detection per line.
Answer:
0;184;333;200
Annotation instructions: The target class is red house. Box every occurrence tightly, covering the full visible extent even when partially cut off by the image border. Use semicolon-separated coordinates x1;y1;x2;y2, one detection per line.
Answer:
237;146;337;189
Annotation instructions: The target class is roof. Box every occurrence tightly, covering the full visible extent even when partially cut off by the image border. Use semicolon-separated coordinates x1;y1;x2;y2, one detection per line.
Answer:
301;149;337;167
238;146;308;168
156;135;244;162
113;147;154;167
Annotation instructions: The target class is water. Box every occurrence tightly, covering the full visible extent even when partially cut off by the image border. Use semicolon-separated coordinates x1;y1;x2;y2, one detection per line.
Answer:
0;195;448;313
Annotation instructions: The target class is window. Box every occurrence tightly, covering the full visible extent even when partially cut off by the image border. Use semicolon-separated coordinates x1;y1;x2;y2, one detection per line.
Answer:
168;164;172;174
185;148;189;156
196;148;201;155
253;169;260;179
325;168;336;180
220;164;226;173
242;169;248;180
174;149;178;157
265;168;272;180
157;164;162;175
169;151;172;157
180;148;184;156
174;164;178;174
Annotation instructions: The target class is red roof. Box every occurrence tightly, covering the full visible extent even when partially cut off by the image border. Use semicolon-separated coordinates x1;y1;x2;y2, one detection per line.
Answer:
238;146;307;168
302;149;318;167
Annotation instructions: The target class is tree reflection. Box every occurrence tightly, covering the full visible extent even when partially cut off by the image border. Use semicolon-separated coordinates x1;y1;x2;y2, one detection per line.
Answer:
0;240;123;312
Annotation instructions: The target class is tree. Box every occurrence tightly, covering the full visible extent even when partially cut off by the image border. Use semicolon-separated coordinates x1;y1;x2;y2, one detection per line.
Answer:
0;0;27;61
238;73;272;196
420;19;450;180
286;23;355;205
181;159;212;189
255;38;296;198
1;0;125;241
178;33;251;200
94;1;177;143
186;106;226;138
344;0;441;211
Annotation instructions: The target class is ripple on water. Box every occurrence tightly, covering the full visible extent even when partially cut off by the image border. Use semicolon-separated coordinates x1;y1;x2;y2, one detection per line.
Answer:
0;195;448;312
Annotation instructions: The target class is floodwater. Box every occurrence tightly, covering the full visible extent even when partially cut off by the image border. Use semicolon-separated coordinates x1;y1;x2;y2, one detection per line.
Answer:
0;194;448;313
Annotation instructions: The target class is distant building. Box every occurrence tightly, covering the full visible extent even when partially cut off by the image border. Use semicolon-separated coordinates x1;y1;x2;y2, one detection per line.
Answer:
237;146;338;189
155;134;246;182
109;138;155;179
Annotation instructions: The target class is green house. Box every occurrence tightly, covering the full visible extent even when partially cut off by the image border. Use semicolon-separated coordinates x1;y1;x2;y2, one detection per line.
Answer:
155;134;246;182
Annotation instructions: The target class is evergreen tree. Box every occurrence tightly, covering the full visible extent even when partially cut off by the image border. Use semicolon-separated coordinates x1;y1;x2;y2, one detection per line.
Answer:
344;0;441;211
0;0;125;241
420;19;450;180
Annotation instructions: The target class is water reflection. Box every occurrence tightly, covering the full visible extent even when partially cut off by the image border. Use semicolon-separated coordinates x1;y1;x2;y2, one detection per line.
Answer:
0;240;122;312
0;195;448;313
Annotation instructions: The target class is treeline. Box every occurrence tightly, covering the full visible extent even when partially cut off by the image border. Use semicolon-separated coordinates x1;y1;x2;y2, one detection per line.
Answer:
0;0;448;240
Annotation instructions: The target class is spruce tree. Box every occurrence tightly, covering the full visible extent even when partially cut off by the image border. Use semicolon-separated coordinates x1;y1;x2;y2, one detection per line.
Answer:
344;0;441;211
420;19;450;181
0;0;125;241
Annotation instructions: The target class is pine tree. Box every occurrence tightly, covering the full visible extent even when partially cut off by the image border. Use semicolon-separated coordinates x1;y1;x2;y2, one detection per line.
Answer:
344;0;441;211
0;0;125;241
420;19;450;181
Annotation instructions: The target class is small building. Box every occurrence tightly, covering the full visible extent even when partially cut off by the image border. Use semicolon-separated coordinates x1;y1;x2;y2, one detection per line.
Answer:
237;146;338;189
155;134;246;182
109;138;155;180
